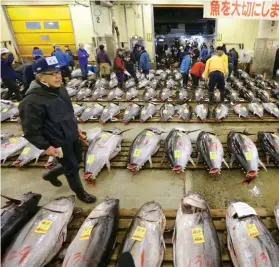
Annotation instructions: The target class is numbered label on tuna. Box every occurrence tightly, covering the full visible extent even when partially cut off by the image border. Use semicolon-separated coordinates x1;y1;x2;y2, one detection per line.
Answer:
35;219;53;234
9;137;19;143
146;131;153;137
101;133;108;139
80;226;94;240
142;110;146;114
245;151;252;160
131;226;147;241
174;150;181;159
74;104;79;107
87;155;95;164
192;227;205;244
2;108;8;113
246;224;260;238
133;149;141;157
125;110;129;114
22;147;31;155
210;151;217;160
85;108;91;112
163;110;168;114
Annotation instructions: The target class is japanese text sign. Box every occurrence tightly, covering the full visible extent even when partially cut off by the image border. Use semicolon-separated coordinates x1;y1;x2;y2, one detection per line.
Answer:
204;0;279;20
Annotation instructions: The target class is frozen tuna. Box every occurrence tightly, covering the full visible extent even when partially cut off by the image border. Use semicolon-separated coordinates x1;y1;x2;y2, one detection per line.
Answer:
79;103;104;122
92;86;108;100
232;104;249;118
160;103;175;121
258;131;279;165
126;87;139;100
140;103;157;122
143;87;156;101
195;104;209;121
262;102;279;118
248;102;264;118
99;103;120;124
107;87;124;101
76;88;92;100
177;103;192;121
176;89;189;101
159;88;172;101
122;103;141;124
213;104;229;120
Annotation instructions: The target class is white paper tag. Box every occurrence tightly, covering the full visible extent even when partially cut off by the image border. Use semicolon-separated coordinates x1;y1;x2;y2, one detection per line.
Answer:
232;202;257;218
45;56;58;66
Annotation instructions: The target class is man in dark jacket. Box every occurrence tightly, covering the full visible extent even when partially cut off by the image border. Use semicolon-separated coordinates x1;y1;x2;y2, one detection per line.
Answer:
123;50;138;84
230;48;239;74
273;48;279;79
1;48;21;101
132;44;141;66
96;45;111;79
19;56;96;203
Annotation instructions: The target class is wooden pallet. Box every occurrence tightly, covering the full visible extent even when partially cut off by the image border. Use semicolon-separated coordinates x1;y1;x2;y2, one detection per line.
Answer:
46;208;279;267
2;141;278;170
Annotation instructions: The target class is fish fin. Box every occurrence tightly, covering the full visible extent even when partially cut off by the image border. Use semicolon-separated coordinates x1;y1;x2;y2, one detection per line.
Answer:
160;153;166;165
229;155;235;168
222;158;230;169
259;159;267;171
106;160;111;172
148;157;153;168
189;157;196;167
1;195;22;205
266;154;270;166
195;153;200;167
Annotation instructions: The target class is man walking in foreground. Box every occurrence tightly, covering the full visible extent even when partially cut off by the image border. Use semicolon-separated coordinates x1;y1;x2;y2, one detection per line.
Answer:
204;47;227;102
96;44;111;80
19;56;96;203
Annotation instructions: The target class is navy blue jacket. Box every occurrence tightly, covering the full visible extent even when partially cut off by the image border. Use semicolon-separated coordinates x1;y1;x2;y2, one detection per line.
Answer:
1;54;17;79
201;48;209;60
65;49;74;63
53;49;69;67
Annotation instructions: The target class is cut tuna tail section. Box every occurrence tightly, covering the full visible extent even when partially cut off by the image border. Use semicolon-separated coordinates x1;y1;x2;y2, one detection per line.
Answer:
127;163;138;173
210;168;220;175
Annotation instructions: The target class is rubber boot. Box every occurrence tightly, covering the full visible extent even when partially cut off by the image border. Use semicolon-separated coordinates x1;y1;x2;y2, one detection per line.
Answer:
43;163;63;187
220;91;225;102
208;92;214;103
66;176;97;203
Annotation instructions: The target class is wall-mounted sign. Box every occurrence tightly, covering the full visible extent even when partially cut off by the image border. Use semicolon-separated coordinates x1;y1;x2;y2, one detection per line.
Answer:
146;33;152;42
204;0;279;20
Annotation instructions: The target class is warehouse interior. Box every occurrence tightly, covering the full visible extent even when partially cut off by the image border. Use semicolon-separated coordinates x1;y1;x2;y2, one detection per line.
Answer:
1;0;279;266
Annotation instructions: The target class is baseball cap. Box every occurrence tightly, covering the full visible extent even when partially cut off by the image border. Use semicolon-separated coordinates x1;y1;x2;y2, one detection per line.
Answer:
32;56;61;74
1;48;9;55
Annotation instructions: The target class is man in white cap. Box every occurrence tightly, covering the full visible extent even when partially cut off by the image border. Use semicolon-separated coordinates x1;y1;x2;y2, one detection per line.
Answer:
1;48;21;101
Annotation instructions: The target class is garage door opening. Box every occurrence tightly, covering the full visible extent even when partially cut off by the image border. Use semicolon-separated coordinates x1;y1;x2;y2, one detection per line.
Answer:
153;5;216;68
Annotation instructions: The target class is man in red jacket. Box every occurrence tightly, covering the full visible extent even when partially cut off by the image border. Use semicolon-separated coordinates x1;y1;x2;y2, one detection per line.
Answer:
113;48;125;89
190;60;205;88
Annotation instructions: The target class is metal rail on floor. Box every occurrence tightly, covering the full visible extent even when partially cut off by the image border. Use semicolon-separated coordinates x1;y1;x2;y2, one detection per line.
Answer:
2;141;278;169
46;208;278;267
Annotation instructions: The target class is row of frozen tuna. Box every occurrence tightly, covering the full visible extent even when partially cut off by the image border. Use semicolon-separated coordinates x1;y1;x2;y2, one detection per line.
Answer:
73;102;279;124
83;128;278;182
1;129;279;182
1;192;279;266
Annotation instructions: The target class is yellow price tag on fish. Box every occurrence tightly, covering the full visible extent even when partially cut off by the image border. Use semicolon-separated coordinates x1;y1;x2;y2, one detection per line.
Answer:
22;147;30;155
192;227;205;244
80;226;94;240
216;108;221;113
245;151;252;160
272;134;279;139
163;110;168;114
87;155;95;164
210;152;216;160
142;110;146;114
274;108;279;112
174;150;181;159
35;219;53;234
246;224;260;238
131;226;147;241
241;107;247;111
125;110;129;115
179;92;182;96
202;108;207;113
2;108;8;113
14;102;20;106
209;135;215;139
177;131;183;137
149;103;153;107
133;149;141;157
184;108;188;113
94;104;100;108
101;133;108;139
103;109;108;113
73;104;79;108
9;137;19;143
162;92;166;96
85;108;91;112
146;131;153;137
259;107;263;111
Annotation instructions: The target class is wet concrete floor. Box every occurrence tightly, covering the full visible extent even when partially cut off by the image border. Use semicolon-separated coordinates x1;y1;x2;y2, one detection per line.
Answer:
1;121;279;211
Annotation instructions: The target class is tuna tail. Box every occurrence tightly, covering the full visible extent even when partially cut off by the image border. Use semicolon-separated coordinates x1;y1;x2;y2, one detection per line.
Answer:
1;194;22;205
127;163;138;173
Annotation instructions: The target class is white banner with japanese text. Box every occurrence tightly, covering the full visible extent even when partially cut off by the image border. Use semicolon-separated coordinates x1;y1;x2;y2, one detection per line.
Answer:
203;0;279;20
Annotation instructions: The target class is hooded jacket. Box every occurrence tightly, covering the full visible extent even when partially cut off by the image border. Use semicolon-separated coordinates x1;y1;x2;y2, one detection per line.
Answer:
139;50;150;70
1;53;17;79
19;80;78;149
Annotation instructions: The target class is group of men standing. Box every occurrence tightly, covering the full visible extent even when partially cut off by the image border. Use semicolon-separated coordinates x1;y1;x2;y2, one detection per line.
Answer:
96;44;150;88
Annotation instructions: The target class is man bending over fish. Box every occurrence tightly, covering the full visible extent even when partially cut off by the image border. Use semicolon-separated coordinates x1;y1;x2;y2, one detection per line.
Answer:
19;56;96;203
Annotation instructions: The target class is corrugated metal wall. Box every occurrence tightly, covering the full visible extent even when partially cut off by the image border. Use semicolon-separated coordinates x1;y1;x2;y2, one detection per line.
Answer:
6;5;76;58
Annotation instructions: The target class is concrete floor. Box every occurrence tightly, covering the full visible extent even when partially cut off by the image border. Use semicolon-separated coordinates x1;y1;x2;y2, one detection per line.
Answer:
1;121;279;211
